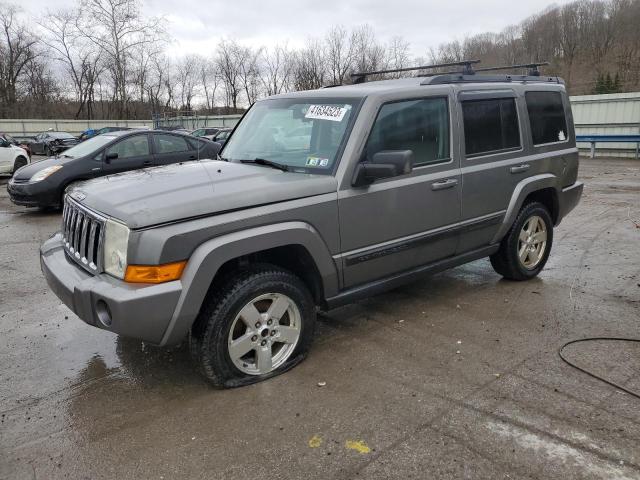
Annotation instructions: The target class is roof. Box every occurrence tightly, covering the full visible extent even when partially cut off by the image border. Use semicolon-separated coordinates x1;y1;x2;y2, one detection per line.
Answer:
272;74;565;100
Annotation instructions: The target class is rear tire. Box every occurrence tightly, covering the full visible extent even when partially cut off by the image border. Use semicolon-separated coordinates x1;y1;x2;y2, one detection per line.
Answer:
189;264;316;388
12;156;27;175
490;202;553;281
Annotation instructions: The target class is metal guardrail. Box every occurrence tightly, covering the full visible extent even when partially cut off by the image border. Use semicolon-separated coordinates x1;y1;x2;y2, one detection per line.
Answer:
576;134;640;159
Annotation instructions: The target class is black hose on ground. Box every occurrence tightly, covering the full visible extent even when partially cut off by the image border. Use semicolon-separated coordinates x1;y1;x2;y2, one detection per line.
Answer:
559;337;640;400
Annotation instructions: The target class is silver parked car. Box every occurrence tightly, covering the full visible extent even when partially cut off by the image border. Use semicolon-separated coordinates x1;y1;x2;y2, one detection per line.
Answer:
40;61;583;387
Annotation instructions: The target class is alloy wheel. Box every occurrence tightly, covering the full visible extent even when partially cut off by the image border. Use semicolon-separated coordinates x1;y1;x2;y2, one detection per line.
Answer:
227;293;301;375
517;215;548;269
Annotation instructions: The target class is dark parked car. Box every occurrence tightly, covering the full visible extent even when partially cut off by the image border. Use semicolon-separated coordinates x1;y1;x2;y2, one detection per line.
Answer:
79;126;133;142
29;131;78;156
8;129;221;208
212;128;232;147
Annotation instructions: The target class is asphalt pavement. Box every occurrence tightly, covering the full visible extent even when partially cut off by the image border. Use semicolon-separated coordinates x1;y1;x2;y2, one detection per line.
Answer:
1;157;639;479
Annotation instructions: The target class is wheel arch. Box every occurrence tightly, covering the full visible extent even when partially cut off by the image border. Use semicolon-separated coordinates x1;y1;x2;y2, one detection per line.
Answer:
159;222;339;346
492;174;559;244
12;155;28;172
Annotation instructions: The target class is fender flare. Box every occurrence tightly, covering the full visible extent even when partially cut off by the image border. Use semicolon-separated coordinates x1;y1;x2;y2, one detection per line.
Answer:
491;174;558;244
159;221;339;345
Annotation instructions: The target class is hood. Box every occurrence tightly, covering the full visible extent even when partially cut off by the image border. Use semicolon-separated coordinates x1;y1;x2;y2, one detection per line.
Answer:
68;160;337;229
13;155;73;181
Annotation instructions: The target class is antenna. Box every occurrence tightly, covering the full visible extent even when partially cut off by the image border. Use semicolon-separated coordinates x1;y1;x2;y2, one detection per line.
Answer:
350;60;481;84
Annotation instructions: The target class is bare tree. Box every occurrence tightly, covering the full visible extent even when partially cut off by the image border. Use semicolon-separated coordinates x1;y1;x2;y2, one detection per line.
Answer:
325;25;354;84
386;36;411;77
40;9;103;118
216;39;243;109
0;3;38;113
76;0;166;118
292;38;325;90
351;24;386;75
260;44;293;96
176;54;200;111
199;58;219;111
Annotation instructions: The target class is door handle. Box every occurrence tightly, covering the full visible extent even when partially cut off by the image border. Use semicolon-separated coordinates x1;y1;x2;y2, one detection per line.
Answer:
431;178;458;191
143;160;153;166
510;164;530;174
188;155;197;160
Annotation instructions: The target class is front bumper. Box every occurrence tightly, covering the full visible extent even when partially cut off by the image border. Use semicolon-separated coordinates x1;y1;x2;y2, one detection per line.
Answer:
40;233;183;345
7;179;59;207
557;181;584;221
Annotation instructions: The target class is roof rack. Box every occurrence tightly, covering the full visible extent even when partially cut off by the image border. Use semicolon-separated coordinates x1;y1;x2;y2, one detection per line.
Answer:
421;73;562;86
350;60;480;84
475;62;550;77
417;61;560;85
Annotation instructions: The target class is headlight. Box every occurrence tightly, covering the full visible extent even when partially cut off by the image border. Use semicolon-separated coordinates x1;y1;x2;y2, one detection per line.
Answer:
30;165;62;182
103;219;130;279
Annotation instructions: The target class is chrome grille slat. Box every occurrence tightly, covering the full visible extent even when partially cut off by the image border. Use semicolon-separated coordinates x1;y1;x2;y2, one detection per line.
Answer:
79;216;89;263
87;221;97;268
61;195;106;274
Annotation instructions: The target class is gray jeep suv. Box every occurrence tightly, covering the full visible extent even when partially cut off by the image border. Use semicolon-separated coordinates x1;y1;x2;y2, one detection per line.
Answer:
41;62;583;387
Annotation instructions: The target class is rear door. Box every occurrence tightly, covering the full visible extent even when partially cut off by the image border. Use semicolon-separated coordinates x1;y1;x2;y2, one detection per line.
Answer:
338;93;462;288
152;133;199;166
102;133;153;173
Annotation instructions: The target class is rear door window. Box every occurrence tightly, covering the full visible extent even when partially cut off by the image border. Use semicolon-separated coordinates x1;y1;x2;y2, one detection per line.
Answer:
525;91;568;145
462;98;520;157
153;134;191;154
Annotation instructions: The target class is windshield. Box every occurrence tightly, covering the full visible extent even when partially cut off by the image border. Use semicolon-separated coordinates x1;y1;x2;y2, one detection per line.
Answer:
223;97;360;174
59;135;117;158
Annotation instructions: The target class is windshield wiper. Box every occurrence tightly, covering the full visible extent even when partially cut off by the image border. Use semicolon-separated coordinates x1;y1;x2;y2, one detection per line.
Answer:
240;158;289;172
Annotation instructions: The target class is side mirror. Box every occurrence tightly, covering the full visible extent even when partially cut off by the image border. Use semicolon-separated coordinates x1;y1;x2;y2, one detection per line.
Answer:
105;151;118;163
352;150;414;187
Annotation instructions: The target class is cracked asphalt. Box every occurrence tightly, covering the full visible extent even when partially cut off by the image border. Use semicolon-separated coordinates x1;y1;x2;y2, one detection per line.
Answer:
1;157;639;480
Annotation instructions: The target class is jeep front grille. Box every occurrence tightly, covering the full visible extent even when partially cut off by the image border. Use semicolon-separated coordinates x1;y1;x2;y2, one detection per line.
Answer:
62;196;106;273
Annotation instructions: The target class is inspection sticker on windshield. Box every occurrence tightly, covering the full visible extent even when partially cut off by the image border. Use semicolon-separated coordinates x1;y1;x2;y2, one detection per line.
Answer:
306;156;329;167
305;105;348;122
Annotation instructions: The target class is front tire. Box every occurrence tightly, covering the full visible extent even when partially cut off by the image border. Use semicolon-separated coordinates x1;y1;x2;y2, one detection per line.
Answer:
490;202;553;281
190;265;316;388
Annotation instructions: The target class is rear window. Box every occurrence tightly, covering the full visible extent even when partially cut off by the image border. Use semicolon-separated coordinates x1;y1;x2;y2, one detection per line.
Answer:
462;98;520;157
525;91;568;145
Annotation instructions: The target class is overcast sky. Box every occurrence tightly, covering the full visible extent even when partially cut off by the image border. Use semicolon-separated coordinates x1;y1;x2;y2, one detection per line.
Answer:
20;0;576;58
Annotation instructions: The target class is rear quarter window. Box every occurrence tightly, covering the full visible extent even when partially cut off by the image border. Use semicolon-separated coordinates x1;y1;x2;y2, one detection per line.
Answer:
525;91;568;145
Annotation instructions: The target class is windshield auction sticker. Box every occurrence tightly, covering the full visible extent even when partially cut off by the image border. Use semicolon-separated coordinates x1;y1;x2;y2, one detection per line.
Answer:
305;105;348;122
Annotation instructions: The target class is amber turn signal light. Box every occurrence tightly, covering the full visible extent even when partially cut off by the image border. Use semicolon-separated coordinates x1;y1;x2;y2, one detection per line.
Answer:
124;261;187;284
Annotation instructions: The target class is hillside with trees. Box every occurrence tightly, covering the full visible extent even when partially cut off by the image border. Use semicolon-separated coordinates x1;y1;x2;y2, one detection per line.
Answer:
1;0;639;120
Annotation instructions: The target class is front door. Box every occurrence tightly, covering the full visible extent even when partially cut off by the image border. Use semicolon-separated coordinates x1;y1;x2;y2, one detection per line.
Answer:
102;133;153;173
338;95;462;288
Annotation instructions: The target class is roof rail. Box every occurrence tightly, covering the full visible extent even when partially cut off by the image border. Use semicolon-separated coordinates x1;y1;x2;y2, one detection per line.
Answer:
350;60;480;84
420;73;562;86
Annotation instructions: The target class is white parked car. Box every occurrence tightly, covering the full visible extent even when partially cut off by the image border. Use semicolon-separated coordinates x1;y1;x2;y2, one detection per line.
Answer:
0;134;30;175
